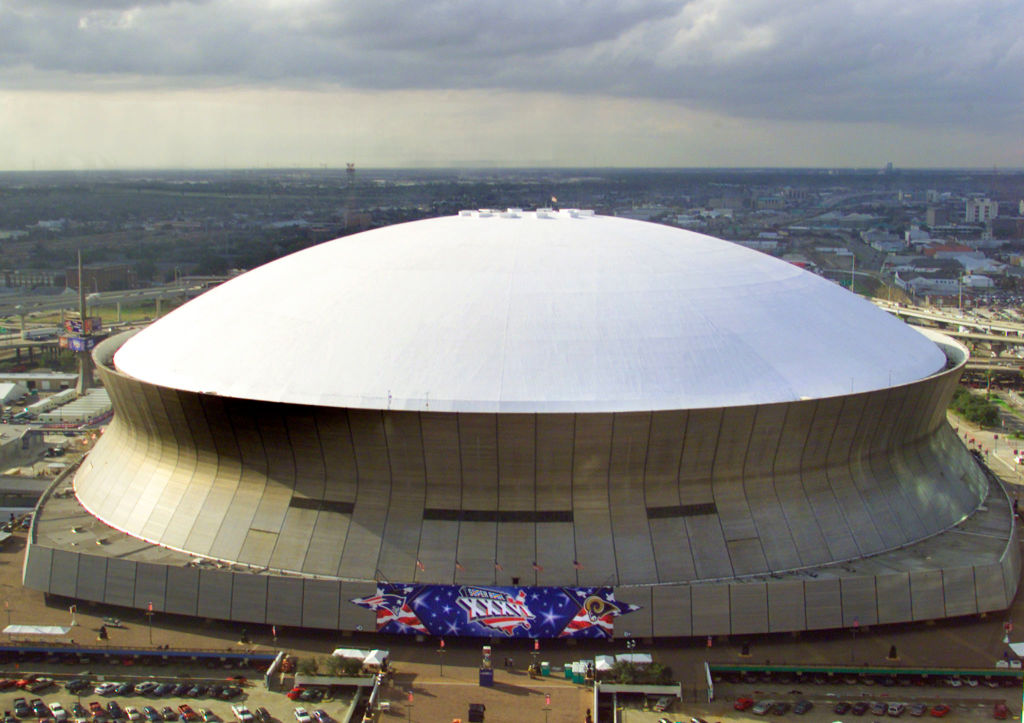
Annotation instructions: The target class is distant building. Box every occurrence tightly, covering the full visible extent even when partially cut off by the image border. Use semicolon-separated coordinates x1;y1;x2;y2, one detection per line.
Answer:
966;198;998;223
1;269;64;288
926;206;949;226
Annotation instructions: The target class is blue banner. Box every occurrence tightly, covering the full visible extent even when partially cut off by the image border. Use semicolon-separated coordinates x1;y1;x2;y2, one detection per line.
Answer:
350;584;639;639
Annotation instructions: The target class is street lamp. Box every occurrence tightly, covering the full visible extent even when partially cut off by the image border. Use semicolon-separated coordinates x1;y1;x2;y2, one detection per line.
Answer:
542;693;551;723
437;639;446;677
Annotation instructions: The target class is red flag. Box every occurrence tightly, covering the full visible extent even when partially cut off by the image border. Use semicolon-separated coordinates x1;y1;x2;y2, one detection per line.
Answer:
455;561;465;572
531;561;544;572
572;559;584;570
494;561;503;572
416;560;425;571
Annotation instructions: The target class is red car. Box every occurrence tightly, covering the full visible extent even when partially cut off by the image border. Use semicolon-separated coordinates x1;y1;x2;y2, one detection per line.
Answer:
178;706;199;723
734;697;755;711
285;689;304;702
994;703;1010;720
930;704;951;717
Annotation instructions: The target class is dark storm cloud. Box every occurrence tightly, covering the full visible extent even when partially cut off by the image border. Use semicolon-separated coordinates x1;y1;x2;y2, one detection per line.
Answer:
2;0;1022;129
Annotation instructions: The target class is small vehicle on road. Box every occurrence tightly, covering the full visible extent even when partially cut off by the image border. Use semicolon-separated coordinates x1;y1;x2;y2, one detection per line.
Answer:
930;704;951;717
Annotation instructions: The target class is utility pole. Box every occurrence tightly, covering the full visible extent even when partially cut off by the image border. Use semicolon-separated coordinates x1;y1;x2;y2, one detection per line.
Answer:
75;250;94;395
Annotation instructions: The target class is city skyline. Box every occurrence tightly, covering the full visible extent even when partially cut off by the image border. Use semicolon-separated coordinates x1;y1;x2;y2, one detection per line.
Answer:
1;0;1022;171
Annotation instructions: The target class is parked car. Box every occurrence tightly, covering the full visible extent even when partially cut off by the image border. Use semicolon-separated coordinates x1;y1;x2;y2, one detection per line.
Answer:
870;702;888;716
159;709;176;722
201;711;216;722
292;710;311;723
770;702;790;716
794;700;813;715
751;701;772;716
652;697;673;713
734;697;755;711
66;680;91;695
888;703;907;717
88;702;105;721
71;704;87;720
993;703;1010;720
153;685;174;698
13;698;30;719
125;707;142;722
909;703;928;717
930;704;951;717
253;709;271;723
142;708;161;723
170;686;190;698
311;713;330;723
177;706;198;723
230;708;252;723
94;684;118;697
28;678;56;693
834;702;852;715
49;703;69;721
852;701;871;716
106;702;123;720
135;683;159;697
114;684;133;697
32;700;50;718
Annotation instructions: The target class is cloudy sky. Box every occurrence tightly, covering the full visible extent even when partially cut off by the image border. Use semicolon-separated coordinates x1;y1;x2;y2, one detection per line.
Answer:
1;0;1022;170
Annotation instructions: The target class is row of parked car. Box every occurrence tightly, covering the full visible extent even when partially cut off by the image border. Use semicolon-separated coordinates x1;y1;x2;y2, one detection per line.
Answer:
9;696;275;723
87;681;243;700
715;670;1020;689
734;697;954;718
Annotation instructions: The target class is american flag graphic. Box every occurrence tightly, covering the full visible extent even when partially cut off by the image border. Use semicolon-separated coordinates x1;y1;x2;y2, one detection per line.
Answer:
351;588;428;633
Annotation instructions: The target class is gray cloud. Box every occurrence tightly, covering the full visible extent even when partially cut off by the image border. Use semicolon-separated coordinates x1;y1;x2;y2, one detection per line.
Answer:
1;0;1021;130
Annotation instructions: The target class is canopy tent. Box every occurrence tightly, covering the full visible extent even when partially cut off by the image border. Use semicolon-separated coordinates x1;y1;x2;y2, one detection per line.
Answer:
3;625;70;635
595;655;615;671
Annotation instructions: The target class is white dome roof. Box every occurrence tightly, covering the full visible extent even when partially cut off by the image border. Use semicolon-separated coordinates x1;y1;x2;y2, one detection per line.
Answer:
114;210;946;413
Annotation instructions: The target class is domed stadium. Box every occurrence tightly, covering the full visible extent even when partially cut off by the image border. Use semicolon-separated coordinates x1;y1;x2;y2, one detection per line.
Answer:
24;209;1018;639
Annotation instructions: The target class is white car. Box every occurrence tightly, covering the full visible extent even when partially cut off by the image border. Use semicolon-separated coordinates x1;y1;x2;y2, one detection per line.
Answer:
231;706;254;723
95;682;120;696
293;709;312;723
126;707;143;722
49;703;69;721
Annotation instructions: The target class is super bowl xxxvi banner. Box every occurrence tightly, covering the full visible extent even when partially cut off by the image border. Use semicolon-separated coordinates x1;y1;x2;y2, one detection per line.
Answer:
350;584;639;639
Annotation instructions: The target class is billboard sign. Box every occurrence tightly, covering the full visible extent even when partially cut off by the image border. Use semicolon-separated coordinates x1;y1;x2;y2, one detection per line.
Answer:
65;317;102;334
350;584;639;639
66;336;97;352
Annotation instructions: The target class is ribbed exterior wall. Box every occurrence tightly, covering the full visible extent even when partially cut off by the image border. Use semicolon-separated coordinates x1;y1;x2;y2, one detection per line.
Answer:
21;537;1020;637
69;334;986;590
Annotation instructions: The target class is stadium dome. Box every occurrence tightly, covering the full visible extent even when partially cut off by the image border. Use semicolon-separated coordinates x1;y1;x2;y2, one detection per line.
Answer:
24;208;1014;642
113;209;944;412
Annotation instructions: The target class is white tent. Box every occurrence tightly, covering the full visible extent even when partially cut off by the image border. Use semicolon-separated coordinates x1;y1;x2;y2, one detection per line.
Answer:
615;653;653;665
594;655;615;672
363;649;389;670
3;625;70;635
331;647;366;660
0;382;27;404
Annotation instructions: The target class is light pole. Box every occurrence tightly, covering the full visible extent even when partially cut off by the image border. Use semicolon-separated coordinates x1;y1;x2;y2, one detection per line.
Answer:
437;639;446;677
146;602;154;645
543;693;551;723
406;690;413;723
